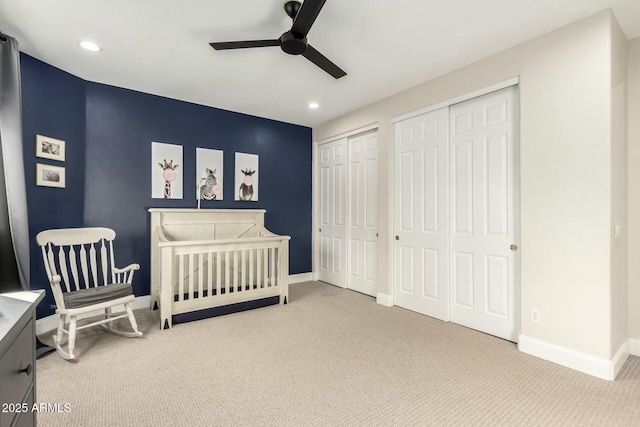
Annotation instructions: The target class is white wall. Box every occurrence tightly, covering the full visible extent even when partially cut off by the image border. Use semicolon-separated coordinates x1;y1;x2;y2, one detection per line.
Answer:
315;11;623;362
628;38;640;341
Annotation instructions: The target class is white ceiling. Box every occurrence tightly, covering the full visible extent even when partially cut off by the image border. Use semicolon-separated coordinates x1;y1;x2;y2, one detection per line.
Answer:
0;0;639;128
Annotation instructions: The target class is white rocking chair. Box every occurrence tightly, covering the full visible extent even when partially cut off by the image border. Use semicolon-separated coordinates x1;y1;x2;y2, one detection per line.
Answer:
36;227;143;360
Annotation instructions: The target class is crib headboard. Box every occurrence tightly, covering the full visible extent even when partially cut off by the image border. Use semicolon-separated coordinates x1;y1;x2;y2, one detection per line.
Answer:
148;208;267;241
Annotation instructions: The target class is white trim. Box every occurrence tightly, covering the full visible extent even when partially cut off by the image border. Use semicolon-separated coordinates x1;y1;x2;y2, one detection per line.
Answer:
391;77;520;124
630;338;640;356
289;272;314;284
312;140;318;287
314;122;378;146
518;334;630;381
612;339;631;379
376;293;393;307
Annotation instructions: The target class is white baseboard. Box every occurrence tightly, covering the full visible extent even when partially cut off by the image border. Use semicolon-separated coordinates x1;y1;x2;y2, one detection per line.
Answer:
518;334;630;381
630;338;640;356
612;339;631;379
289;272;314;284
376;292;393;307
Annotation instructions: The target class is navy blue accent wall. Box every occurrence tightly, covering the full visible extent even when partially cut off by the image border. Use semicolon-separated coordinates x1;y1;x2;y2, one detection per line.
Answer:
21;54;86;318
21;54;312;318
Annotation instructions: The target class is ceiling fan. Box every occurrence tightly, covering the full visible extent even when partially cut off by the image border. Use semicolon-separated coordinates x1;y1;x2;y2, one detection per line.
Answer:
209;0;346;79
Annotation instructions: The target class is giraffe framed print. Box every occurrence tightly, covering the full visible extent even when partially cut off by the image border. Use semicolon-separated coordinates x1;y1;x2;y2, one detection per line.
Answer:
196;148;224;201
235;152;259;201
152;142;183;199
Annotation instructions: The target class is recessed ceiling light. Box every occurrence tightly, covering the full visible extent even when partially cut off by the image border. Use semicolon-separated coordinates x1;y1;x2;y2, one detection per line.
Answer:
308;102;319;109
78;40;102;52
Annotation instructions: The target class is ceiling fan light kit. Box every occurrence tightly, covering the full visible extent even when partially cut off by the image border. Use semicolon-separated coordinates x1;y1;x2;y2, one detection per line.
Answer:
210;0;346;79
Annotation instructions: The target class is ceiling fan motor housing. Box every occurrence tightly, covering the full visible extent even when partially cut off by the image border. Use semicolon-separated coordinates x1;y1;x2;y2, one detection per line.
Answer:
280;31;307;55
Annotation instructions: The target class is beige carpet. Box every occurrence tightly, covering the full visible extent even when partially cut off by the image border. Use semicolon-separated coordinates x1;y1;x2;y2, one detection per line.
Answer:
36;281;640;426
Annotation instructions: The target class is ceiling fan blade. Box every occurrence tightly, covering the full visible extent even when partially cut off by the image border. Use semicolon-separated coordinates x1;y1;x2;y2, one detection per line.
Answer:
291;0;327;37
302;45;346;79
209;40;280;50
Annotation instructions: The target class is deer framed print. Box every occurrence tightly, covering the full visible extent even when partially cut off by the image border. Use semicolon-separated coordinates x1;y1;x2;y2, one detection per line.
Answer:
196;148;224;201
152;142;183;199
235;152;258;201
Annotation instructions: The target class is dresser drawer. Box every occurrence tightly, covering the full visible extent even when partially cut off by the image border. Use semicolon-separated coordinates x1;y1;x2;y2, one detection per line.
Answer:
0;320;34;427
10;386;34;427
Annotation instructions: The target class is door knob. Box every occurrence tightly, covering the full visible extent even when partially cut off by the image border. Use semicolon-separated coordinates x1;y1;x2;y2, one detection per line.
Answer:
319;228;322;232
395;236;399;241
510;244;518;251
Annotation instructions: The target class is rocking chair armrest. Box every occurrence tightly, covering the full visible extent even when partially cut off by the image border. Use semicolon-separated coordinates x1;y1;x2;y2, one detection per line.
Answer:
113;263;141;274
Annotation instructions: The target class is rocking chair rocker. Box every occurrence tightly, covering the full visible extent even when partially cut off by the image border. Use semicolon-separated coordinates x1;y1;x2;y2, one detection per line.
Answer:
36;227;143;360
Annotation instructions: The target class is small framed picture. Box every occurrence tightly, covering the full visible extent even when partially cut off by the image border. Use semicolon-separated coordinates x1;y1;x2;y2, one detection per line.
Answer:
36;163;66;188
36;134;65;161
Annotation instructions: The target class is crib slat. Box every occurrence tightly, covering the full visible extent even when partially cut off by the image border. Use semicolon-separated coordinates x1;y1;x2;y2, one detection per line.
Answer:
225;251;230;293
80;245;89;289
241;250;247;291
186;254;196;299
233;250;239;292
256;248;262;288
249;250;254;289
198;253;204;299
216;252;222;296
207;252;213;298
270;247;275;287
179;254;184;302
263;248;268;288
189;254;194;300
274;246;279;288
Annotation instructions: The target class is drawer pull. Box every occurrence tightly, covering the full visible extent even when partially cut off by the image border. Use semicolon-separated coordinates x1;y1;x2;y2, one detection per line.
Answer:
18;364;32;376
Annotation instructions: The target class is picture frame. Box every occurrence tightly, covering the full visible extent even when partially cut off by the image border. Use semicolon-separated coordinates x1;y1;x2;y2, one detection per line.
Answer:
196;148;224;201
151;141;183;199
36;163;66;188
36;134;66;161
235;152;259;201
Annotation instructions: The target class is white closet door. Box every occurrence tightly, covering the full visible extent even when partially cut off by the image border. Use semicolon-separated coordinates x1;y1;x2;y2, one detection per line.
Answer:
318;138;348;287
449;86;519;341
393;107;449;320
348;131;378;297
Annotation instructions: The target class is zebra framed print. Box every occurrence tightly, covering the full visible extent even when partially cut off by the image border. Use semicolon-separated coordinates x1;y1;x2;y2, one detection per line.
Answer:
235;152;259;201
196;148;224;201
152;142;183;199
36;163;65;188
36;134;65;162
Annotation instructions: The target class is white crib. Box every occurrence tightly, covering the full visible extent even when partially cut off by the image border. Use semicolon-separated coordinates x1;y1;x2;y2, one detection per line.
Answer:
149;209;290;329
